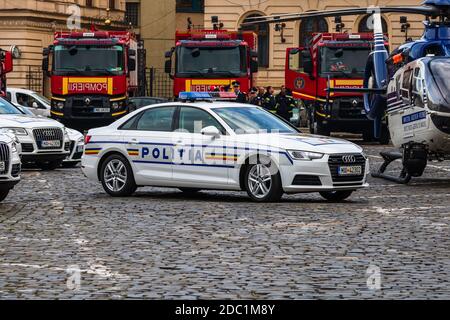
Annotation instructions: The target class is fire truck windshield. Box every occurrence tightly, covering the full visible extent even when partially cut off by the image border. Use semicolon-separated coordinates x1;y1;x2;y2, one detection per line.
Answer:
319;47;370;78
176;46;247;78
53;45;125;76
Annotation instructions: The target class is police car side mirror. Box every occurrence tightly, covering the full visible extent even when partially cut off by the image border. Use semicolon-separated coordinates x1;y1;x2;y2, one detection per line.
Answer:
201;126;221;139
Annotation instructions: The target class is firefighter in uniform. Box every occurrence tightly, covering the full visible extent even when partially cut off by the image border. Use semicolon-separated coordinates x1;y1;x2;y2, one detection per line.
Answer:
275;85;296;122
262;86;276;113
233;81;247;103
249;87;263;106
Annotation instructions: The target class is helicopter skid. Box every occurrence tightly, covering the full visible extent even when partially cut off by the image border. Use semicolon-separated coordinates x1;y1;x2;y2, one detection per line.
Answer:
371;151;412;184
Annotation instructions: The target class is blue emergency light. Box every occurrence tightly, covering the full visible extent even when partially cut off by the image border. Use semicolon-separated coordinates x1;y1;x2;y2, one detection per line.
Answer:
178;91;237;101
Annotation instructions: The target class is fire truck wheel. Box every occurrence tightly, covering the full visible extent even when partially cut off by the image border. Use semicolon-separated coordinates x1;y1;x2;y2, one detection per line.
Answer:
362;131;375;142
38;160;63;171
316;122;331;136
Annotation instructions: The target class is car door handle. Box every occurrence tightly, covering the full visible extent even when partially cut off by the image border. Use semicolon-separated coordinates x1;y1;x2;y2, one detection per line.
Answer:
129;139;139;145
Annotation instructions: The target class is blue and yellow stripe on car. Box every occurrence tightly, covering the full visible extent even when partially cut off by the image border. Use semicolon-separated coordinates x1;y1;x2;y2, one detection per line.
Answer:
84;148;102;155
205;153;239;162
127;149;140;156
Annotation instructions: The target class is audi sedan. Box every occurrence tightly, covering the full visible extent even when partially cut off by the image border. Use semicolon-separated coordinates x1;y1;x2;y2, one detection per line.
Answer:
81;101;369;202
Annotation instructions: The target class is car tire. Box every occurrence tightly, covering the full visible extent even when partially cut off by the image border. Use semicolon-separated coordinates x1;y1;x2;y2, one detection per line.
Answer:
0;189;10;202
179;188;201;194
320;190;354;202
100;154;137;197
244;160;283;202
38;160;63;171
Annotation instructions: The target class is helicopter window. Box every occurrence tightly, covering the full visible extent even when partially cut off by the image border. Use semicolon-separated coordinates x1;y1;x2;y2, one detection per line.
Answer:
412;68;422;94
401;69;413;100
424;44;445;57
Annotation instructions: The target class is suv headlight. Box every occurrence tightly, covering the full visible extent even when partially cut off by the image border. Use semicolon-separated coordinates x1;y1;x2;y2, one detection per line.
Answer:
288;150;324;161
3;128;28;136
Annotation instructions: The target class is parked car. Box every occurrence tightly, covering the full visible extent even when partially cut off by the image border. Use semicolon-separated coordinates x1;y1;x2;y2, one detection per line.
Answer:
6;88;51;117
129;97;169;110
0;97;70;170
82;99;369;202
0;131;21;202
63;128;85;168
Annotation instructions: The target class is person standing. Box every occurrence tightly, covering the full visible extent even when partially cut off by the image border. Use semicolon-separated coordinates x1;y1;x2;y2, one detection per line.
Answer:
232;81;247;103
249;87;262;106
275;85;296;121
263;86;276;113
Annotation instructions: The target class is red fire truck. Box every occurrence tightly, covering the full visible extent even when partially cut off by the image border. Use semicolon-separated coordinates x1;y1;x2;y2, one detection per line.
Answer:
0;49;13;97
43;29;139;130
286;32;389;142
165;29;258;98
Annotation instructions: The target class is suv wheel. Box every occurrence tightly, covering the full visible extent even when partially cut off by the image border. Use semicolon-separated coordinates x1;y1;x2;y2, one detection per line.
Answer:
244;161;283;202
100;154;137;197
0;189;10;202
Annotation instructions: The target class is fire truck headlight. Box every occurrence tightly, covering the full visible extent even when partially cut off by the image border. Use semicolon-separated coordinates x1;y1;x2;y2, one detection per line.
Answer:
55;102;64;110
112;102;120;110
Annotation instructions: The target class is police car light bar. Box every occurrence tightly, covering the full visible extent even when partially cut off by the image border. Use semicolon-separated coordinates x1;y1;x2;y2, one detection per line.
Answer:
178;92;237;101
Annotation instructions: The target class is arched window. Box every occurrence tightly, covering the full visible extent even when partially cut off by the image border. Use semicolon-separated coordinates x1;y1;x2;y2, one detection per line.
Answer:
241;13;269;68
358;15;388;33
299;17;328;47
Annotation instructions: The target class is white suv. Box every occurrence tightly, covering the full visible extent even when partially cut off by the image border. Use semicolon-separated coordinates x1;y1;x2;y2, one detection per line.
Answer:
0;132;21;202
0;97;70;170
7;88;51;118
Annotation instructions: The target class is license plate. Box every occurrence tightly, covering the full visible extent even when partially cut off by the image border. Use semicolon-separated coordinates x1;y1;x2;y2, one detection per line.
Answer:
338;166;362;176
41;140;61;148
93;108;110;113
0;161;5;171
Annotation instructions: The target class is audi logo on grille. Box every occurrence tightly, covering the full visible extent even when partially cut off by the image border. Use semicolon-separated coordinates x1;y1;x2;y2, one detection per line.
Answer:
342;155;356;163
43;130;53;136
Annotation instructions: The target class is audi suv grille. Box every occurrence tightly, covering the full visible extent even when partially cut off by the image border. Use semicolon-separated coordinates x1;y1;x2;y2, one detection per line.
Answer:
0;143;9;175
33;128;64;150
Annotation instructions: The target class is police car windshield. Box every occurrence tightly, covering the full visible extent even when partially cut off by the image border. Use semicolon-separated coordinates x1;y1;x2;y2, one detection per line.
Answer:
214;107;298;134
0;98;24;115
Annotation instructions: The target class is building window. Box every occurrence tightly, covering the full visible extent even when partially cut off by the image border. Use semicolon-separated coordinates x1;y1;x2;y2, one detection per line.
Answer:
358;15;388;33
126;2;139;26
109;0;116;10
299;17;328;47
241;14;269;68
86;0;93;7
176;0;204;13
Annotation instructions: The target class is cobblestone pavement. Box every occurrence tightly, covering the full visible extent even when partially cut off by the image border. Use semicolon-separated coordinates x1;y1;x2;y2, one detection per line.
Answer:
1;142;450;299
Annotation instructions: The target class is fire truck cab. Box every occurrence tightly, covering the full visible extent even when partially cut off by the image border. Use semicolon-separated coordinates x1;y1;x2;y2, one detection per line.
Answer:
165;29;259;98
0;49;13;98
286;33;389;142
43;30;140;131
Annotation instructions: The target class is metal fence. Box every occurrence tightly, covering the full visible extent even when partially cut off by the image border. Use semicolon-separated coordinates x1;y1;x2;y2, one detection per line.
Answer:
145;67;173;99
26;65;44;94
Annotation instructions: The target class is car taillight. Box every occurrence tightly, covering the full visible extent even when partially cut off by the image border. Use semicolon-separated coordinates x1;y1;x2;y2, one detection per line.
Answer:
85;135;92;144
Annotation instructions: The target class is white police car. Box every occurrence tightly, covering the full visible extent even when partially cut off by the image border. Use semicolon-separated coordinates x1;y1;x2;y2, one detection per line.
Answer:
0;131;21;202
82;93;369;202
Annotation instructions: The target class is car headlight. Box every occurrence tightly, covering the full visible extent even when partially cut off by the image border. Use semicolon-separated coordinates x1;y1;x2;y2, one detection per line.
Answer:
288;150;324;161
4;128;28;136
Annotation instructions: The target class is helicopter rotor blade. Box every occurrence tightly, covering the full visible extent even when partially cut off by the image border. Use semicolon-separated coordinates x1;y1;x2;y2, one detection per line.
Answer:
241;6;440;27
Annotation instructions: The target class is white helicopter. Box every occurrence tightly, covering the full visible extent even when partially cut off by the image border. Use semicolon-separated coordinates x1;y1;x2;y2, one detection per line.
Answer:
242;0;450;183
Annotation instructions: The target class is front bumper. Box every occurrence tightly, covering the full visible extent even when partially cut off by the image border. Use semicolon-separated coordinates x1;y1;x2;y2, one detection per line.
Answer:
0;151;21;188
17;134;70;164
280;154;370;193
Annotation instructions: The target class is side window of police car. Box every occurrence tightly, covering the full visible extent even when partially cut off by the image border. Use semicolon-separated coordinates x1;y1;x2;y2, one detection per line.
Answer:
177;107;226;134
120;107;176;132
